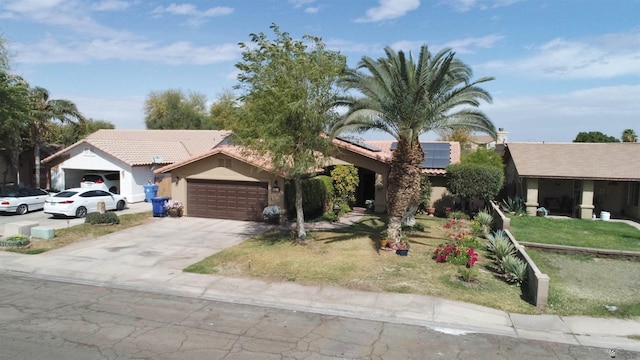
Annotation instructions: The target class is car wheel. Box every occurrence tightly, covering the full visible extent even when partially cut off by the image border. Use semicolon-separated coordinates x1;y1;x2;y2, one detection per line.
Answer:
16;204;28;215
109;186;118;194
75;206;88;218
116;200;126;211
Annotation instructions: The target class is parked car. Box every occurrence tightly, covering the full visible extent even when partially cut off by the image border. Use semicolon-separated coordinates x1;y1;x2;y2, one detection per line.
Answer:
81;172;120;194
0;187;50;215
44;188;127;218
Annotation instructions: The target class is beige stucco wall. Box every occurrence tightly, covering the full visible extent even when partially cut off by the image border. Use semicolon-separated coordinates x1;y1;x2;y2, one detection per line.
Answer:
166;154;285;217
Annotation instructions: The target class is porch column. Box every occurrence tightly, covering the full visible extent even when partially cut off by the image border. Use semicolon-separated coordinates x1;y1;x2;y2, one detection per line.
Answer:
579;180;595;219
525;178;539;216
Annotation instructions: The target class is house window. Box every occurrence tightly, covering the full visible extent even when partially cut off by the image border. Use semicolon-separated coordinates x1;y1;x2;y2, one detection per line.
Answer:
628;183;640;207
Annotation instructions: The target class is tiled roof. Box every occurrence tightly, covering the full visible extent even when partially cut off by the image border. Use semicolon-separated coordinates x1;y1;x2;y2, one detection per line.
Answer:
506;142;640;181
154;144;280;175
43;129;231;166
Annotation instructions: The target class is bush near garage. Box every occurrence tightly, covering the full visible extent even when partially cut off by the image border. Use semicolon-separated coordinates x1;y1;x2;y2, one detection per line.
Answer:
284;177;328;220
85;211;120;225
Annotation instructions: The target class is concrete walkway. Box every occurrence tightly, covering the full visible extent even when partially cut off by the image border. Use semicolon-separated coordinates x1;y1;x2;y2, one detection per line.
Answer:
0;211;639;354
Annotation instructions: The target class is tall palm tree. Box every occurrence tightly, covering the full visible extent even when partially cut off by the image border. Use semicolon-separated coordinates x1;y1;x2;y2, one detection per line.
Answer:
332;46;496;243
621;129;637;143
28;87;84;187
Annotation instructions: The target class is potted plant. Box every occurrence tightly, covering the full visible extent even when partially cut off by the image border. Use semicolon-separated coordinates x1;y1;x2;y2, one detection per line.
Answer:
164;200;184;217
262;205;281;224
393;239;410;256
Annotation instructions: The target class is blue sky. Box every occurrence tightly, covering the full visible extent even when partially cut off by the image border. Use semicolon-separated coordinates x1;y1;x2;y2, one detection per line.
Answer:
1;0;638;142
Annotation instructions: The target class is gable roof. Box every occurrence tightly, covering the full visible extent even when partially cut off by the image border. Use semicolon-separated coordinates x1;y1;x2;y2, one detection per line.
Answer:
505;142;640;181
43;129;231;167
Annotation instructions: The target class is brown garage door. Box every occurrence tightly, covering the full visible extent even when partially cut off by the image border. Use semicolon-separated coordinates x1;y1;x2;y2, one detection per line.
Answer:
186;179;268;221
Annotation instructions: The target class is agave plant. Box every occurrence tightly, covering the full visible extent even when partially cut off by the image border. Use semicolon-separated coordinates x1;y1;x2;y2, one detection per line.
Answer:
501;254;528;284
474;210;493;237
486;229;507;248
501;197;526;215
487;235;515;262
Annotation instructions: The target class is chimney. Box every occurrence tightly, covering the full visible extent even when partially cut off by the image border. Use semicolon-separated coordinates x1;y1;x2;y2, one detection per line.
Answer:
497;128;508;144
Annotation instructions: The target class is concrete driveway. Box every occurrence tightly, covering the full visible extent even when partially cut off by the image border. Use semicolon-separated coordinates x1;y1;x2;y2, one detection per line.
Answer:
0;216;269;286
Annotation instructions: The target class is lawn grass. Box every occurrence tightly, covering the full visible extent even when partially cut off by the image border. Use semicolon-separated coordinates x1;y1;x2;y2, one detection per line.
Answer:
509;215;640;251
527;249;640;318
5;212;152;254
186;215;540;315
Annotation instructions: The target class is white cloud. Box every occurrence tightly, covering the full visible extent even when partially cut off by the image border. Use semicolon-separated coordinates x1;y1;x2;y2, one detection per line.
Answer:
305;7;319;14
14;36;241;65
92;0;131;11
151;3;233;17
355;0;420;23
484;85;640;142
289;0;315;8
389;34;503;55
485;31;640;80
444;0;522;12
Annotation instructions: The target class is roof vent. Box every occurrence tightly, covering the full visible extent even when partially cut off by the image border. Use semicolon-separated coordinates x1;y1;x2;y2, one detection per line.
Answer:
151;155;164;164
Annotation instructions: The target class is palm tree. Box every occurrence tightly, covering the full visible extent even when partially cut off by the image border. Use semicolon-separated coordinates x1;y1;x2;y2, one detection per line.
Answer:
621;129;637;143
28;87;84;187
332;46;496;243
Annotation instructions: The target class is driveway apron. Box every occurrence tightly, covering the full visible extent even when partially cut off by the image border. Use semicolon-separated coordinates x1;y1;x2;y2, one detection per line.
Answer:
0;217;269;288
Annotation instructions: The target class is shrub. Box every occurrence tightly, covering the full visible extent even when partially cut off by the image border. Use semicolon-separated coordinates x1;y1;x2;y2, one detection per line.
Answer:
262;206;281;224
0;234;30;247
285;177;327;219
445;163;504;202
447;211;468;220
487;235;515;262
501;254;528;284
433;243;478;267
85;211;120;225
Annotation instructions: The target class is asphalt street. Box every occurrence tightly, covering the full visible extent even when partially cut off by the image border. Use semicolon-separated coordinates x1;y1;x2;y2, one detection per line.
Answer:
0;274;633;360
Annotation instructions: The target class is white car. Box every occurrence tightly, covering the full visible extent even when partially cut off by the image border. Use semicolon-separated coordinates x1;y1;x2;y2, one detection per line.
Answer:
81;173;120;194
0;187;50;215
44;187;127;218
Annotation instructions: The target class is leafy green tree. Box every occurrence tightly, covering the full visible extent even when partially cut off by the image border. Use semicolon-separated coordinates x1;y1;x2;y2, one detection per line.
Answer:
53;118;115;146
446;163;503;209
144;89;209;129
233;24;346;241
0;73;30;186
331;45;495;243
573;131;619;143
27;86;84;187
462;147;504;170
621;129;637;143
207;90;240;130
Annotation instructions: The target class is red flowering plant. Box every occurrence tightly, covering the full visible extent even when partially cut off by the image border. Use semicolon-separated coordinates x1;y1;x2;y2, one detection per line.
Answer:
433;219;480;268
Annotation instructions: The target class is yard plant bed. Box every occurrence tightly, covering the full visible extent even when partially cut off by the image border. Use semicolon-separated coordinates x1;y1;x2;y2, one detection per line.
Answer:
186;215;538;315
509;216;640;251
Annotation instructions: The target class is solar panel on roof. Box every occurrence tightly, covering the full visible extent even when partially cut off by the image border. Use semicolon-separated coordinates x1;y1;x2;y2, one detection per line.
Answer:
337;136;381;152
390;142;450;169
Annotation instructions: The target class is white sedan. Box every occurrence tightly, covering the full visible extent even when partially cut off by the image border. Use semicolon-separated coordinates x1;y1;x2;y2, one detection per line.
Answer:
0;187;50;215
44;188;127;218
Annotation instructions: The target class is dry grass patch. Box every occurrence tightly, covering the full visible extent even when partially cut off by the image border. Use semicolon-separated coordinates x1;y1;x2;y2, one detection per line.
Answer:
186;215;539;315
6;212;152;254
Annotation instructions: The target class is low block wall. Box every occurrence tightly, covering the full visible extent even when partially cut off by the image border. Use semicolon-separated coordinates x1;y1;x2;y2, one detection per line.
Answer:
489;201;549;309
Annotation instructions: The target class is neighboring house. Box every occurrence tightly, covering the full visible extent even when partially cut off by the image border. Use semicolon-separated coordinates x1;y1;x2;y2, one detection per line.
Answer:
469;128;508;151
503;142;640;220
154;136;461;221
42;129;230;203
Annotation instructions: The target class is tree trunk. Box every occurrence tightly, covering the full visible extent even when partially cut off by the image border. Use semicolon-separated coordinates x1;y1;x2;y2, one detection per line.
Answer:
386;137;424;244
294;176;307;242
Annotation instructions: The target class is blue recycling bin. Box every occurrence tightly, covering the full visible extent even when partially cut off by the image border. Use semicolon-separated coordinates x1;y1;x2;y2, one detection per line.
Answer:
143;184;158;202
151;196;169;217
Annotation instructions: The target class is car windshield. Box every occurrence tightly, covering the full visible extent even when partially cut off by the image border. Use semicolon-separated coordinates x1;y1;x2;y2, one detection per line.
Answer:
54;191;78;198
